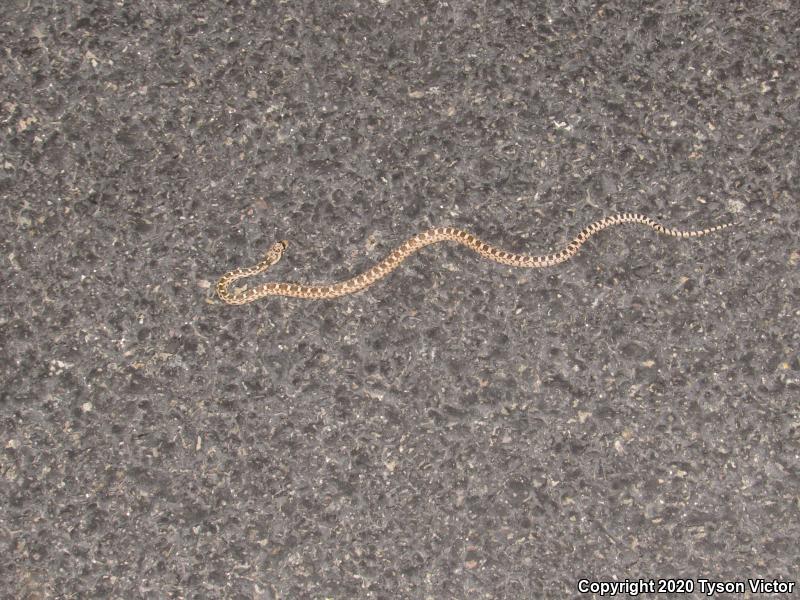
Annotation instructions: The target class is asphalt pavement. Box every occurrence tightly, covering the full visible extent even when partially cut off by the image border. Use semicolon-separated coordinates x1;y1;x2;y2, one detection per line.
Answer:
2;1;798;598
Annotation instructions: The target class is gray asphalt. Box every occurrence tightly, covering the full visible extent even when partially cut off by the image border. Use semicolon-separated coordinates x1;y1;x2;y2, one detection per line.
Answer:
2;1;798;598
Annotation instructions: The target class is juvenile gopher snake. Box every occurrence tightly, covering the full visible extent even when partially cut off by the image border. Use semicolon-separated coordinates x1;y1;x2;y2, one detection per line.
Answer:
217;213;734;304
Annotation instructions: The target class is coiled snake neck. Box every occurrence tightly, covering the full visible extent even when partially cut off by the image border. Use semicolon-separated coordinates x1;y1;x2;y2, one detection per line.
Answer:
216;213;735;304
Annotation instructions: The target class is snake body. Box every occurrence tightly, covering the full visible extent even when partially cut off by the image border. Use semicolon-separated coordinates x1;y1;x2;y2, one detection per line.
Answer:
216;213;734;304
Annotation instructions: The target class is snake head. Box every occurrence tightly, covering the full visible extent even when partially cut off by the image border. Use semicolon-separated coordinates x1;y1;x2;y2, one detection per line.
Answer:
264;240;288;263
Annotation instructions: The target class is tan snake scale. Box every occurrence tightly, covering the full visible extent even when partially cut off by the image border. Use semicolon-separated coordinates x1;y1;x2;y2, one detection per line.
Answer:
217;213;735;304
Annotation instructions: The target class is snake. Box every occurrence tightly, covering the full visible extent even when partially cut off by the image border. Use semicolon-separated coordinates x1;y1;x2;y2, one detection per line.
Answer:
216;213;735;304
